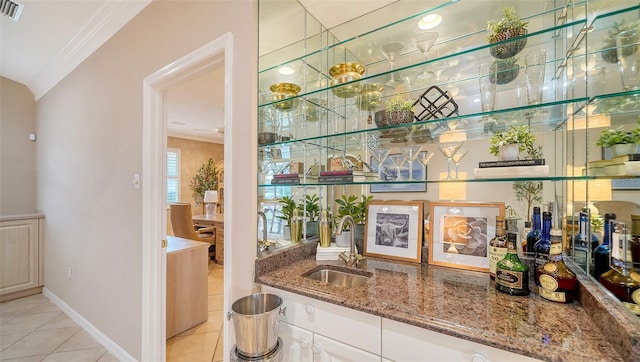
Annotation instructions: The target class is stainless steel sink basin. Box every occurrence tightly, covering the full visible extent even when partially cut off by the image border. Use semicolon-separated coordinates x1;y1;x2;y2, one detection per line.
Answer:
303;266;371;288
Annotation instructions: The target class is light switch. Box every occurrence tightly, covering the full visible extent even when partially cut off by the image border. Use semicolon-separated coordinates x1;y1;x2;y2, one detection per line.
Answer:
133;173;140;190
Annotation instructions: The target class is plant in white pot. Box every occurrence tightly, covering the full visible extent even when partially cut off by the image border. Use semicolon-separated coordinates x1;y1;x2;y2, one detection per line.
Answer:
595;126;640;157
489;125;535;161
276;196;297;241
300;194;320;237
335;194;373;248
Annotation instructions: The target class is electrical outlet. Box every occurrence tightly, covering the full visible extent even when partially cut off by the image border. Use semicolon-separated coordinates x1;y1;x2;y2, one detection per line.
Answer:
67;267;72;280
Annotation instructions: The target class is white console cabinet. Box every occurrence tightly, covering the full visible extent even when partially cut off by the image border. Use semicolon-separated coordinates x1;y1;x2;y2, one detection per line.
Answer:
0;215;45;302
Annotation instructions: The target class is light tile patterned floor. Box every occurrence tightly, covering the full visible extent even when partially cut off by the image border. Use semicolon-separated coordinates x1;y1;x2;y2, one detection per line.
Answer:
0;261;224;362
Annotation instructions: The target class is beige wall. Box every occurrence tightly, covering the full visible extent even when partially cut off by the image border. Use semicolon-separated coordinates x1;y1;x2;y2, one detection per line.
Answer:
168;136;223;210
1;77;37;215
36;1;257;359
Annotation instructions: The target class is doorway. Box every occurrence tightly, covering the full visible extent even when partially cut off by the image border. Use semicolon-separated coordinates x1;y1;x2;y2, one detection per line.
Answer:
142;33;233;361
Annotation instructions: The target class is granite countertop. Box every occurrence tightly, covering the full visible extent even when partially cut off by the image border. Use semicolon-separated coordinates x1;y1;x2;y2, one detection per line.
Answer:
255;249;623;362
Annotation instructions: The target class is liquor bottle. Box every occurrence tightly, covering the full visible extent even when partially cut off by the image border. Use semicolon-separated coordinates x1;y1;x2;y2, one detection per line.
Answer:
600;222;640;316
594;213;616;280
573;209;599;251
534;212;552;268
526;207;542;254
521;221;531;254
496;232;530;296
489;216;507;280
631;214;640;270
536;227;577;303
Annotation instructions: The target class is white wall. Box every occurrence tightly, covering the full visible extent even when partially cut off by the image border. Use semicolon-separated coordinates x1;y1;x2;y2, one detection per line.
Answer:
36;1;257;359
1;77;37;215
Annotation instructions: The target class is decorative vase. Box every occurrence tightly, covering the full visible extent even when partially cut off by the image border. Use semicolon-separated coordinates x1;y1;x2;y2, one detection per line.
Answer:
499;144;520;161
610;143;637;157
306;221;319;237
282;225;291;241
335;230;351;247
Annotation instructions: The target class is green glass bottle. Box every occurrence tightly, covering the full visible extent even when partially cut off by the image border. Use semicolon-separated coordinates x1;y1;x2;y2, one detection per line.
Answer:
496;232;530;296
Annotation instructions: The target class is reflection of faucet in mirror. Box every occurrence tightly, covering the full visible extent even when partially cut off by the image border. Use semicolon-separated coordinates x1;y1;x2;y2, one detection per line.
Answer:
258;211;269;253
336;215;364;267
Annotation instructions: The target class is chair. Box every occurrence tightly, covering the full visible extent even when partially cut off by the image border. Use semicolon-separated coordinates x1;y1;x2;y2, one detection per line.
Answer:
170;203;215;259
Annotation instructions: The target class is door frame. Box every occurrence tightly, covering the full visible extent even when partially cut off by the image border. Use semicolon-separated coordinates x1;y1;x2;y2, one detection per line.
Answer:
142;33;233;361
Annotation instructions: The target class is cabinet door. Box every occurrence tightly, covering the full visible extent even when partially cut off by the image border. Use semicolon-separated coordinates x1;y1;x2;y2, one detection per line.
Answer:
382;318;541;362
0;219;40;295
279;321;313;362
313;334;380;362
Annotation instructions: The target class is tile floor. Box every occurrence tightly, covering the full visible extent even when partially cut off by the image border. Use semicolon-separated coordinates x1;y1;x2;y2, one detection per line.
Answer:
0;261;224;362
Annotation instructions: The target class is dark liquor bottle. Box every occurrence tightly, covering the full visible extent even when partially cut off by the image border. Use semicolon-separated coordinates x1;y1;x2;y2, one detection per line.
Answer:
573;209;599;251
526;207;542;254
599;269;640;316
489;216;507;280
594;213;616;280
536;227;577;303
534;212;552;268
496;232;530;296
631;214;640;270
521;221;531;254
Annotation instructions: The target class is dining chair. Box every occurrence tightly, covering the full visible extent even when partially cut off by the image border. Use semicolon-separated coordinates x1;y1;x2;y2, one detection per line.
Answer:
170;202;215;259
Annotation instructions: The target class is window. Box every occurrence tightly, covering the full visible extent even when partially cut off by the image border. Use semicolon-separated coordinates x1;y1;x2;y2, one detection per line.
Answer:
167;149;180;204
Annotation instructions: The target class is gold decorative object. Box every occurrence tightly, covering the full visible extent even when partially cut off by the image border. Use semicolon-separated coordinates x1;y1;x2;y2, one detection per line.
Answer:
329;62;366;98
270;82;301;111
356;83;384;111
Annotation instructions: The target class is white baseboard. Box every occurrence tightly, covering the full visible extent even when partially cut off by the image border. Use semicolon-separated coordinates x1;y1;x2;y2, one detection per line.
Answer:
43;287;137;362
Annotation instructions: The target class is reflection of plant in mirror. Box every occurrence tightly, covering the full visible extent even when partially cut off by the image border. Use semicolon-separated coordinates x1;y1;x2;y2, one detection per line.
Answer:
386;95;415;112
276;196;297;226
595;126;637;147
590;214;604;233
513;181;542;222
489;57;520;85
489;125;535;157
335;194;374;229
300;194;320;222
601;20;640;63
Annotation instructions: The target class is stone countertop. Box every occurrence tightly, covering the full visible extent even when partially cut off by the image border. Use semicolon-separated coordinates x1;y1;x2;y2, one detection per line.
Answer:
256;255;622;362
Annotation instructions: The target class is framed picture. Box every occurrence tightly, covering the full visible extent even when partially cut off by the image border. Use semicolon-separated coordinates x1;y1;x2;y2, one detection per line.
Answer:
364;200;423;263
428;201;505;272
602;147;640;190
370;152;427;193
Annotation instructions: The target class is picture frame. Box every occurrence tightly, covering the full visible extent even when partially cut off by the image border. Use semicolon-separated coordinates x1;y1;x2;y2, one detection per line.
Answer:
428;201;505;272
370;152;427;193
602;147;640;190
364;200;423;263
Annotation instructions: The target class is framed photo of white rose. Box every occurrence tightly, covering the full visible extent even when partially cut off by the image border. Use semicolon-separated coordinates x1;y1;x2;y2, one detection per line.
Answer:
428;201;505;272
364;200;423;263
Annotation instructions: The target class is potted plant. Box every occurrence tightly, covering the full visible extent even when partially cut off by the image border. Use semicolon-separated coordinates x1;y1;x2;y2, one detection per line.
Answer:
190;157;221;212
335;194;373;248
601;20;639;63
595;126;640;156
300;194;320;237
489;125;535;160
385;95;415;125
487;7;529;59
276;196;297;241
512;146;543;222
489;57;520;85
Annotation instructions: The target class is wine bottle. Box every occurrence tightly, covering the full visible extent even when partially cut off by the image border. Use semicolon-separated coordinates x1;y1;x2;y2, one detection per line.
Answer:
489;216;507;280
496;232;530;296
594;213;616;280
526;207;541;254
536;227;577;303
534;212;552;268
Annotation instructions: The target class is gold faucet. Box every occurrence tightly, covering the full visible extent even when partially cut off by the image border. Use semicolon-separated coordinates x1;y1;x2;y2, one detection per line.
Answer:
336;215;364;267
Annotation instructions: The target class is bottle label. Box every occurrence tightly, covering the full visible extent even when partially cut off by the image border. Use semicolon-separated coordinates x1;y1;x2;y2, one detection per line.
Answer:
543;263;558;273
631;273;640;283
496;269;523;289
549;243;563;255
489;246;507;276
538;287;567;302
539;274;559;291
633;289;640;305
623;302;640;315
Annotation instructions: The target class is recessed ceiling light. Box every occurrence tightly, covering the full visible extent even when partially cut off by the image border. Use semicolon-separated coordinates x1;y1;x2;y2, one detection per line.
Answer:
278;66;295;75
418;14;442;30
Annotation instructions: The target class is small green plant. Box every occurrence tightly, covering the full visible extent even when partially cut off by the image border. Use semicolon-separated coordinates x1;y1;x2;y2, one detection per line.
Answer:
335;194;374;229
487;7;529;41
591;214;604;234
595;127;635;148
489;125;536;157
386;95;414;112
300;194;320;222
276;196;297;226
190;158;221;203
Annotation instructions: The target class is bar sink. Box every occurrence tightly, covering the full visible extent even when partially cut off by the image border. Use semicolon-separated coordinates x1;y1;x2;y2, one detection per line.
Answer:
303;266;371;288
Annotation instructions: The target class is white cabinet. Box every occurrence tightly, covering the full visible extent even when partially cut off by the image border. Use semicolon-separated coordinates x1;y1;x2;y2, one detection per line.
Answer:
263;286;382;360
0;216;44;301
381;318;542;362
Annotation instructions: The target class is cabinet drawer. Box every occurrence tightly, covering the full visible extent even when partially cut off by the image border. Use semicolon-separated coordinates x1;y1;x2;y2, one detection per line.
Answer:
263;286;381;354
382;318;541;362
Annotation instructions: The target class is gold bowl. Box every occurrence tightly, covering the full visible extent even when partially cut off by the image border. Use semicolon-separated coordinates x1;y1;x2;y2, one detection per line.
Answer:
356;83;384;111
270;82;301;111
329;62;366;98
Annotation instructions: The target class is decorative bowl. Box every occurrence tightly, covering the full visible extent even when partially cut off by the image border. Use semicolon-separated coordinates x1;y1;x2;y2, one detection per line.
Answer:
374;110;412;142
356;83;384;111
329;62;366;98
270;83;301;111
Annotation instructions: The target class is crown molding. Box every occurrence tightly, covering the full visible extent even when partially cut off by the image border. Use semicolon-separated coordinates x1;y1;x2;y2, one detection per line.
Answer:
30;0;151;100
